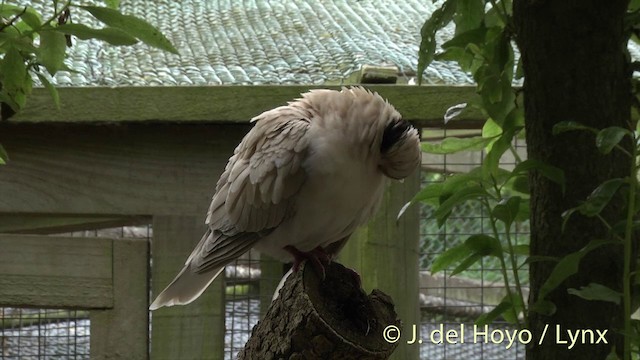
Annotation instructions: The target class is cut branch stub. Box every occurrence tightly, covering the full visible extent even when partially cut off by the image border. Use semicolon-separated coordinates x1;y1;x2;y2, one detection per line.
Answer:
237;262;401;360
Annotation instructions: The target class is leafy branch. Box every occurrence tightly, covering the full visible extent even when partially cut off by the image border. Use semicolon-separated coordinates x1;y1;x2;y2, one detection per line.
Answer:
0;0;179;163
410;2;639;358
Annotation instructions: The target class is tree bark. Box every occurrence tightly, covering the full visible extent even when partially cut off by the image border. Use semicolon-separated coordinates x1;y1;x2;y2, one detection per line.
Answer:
513;1;631;359
237;262;400;360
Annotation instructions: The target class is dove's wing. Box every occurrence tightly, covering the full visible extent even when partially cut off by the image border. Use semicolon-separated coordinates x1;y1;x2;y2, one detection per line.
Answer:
150;108;311;309
190;109;311;272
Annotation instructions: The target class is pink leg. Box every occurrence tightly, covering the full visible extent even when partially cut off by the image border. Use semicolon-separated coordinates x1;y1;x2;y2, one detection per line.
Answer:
284;245;331;279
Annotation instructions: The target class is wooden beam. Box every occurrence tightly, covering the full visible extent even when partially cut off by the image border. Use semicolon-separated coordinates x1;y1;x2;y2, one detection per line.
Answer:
150;215;225;360
0;124;247;216
11;85;483;125
0;234;112;308
339;173;421;360
0;213;148;234
91;238;150;360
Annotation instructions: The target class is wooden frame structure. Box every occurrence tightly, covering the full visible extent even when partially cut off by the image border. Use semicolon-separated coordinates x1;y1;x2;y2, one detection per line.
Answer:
0;85;479;360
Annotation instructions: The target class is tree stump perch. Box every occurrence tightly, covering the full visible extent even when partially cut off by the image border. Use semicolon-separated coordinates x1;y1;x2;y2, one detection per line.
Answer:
237;262;401;360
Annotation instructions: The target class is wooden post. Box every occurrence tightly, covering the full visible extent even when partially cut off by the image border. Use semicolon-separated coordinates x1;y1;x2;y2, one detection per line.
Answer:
339;173;421;360
91;238;150;360
151;216;225;360
238;262;400;359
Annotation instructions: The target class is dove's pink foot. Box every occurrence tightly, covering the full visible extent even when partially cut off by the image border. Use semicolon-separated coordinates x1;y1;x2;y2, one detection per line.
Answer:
284;245;330;279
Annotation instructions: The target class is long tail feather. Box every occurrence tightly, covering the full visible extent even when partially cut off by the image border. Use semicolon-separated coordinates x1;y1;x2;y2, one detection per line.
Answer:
149;265;223;310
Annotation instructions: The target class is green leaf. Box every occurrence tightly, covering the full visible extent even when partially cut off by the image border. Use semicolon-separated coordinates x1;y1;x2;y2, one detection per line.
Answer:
578;178;625;217
595;126;630;154
476;298;512;326
560;207;578;233
435;185;488;226
482;117;502;140
417;0;457;84
530;299;556;316
454;0;484;34
506;174;529;195
0;143;9;164
445;236;502;276
464;234;502;257
80;6;179;54
567;283;622;305
39;30;67;75
525;255;559;265
509;244;529;256
442;27;487;49
475;29;516;124
451;253;482;275
0;46;29;112
422;136;496;154
0;46;27;93
611;219;640;235
36;73;60;110
0;5;42;30
492;196;522;228
515;199;530;222
412;182;444;205
537;239;616;302
431;243;469;273
501;293;524;324
435;46;475;73
512;159;565;190
483;128;513;177
54;24;138;46
552;121;597;136
103;0;121;9
441;168;484;194
604;346;620;360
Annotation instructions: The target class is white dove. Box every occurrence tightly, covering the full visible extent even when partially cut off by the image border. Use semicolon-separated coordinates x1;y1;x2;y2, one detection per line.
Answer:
150;86;421;310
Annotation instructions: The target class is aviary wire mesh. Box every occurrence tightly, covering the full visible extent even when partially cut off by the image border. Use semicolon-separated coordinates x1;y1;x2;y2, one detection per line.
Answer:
419;128;529;360
0;225;151;360
0;309;89;360
224;250;262;360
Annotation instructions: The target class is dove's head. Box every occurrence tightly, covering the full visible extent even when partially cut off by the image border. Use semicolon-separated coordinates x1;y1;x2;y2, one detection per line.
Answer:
298;86;421;179
378;113;421;179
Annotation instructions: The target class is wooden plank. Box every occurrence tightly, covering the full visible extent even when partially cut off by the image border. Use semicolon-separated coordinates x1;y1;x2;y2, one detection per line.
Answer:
339;173;421;360
11;85;483;124
0;234;112;308
0;124;247;216
91;238;150;360
151;216;225;360
0;213;147;234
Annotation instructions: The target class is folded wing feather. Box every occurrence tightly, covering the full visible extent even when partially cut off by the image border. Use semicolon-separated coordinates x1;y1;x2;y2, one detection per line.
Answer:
150;109;312;309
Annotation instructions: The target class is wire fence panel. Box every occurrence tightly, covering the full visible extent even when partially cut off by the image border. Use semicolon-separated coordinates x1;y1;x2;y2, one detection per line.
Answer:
0;309;89;360
419;130;528;359
224;250;263;360
0;225;151;360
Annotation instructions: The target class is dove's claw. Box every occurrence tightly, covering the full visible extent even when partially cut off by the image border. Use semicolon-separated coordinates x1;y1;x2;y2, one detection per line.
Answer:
284;245;331;280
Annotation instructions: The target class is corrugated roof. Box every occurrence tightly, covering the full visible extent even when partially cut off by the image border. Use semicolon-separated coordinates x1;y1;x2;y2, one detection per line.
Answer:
27;0;472;86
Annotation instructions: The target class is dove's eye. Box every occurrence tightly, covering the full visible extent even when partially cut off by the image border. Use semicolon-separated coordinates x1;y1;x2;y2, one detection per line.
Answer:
380;118;411;153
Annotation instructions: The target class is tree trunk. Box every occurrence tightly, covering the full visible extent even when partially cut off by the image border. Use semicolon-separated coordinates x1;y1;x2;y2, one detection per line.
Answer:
513;1;631;359
237;262;401;360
